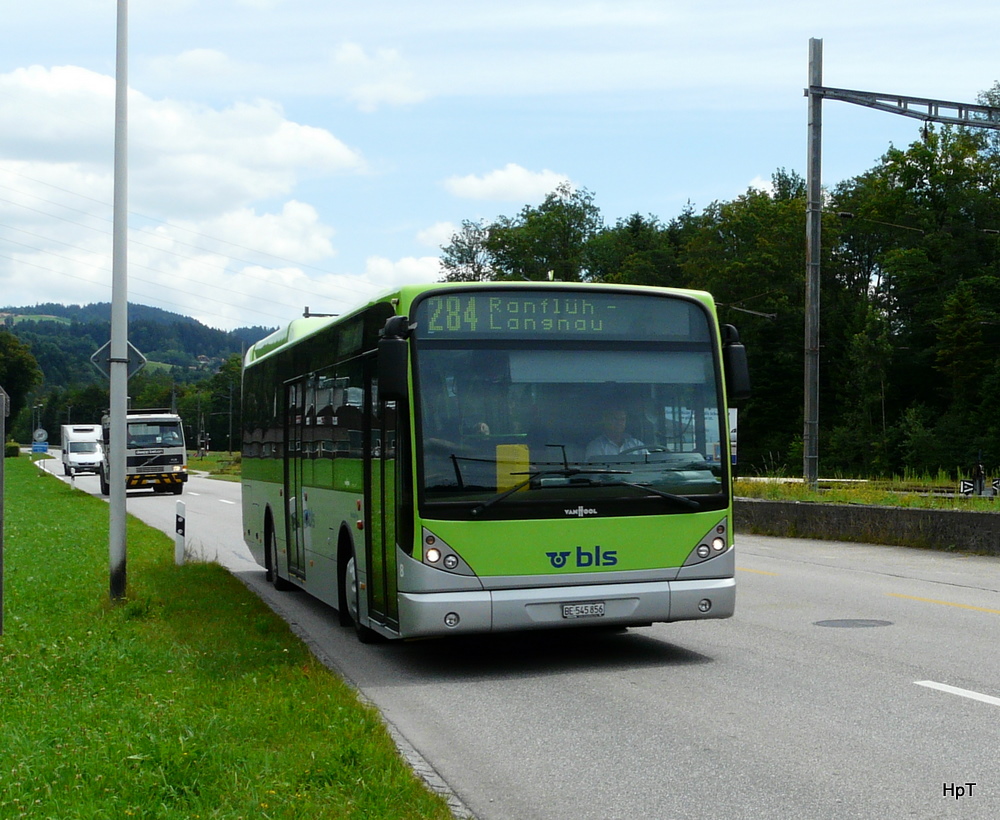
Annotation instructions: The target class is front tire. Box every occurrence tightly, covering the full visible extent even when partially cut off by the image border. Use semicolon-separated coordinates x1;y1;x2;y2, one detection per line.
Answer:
99;468;109;496
343;552;381;644
266;521;294;591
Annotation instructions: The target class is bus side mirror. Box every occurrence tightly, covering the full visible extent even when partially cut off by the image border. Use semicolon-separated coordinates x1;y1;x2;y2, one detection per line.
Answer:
722;324;751;401
378;316;412;402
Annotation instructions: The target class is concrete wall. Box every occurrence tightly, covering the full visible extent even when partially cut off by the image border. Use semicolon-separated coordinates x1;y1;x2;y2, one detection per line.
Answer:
734;497;1000;557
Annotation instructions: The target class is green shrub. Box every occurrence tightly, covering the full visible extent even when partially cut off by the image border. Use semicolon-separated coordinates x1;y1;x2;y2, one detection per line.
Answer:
4;440;19;458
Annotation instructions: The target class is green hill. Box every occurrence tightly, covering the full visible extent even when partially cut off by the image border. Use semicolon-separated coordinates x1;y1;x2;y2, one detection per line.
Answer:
2;302;274;390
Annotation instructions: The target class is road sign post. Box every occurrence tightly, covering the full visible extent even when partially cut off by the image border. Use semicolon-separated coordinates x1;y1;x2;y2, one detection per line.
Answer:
90;340;147;380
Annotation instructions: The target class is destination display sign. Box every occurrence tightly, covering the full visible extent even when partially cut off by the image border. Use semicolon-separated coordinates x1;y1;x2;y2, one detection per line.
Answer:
414;291;708;342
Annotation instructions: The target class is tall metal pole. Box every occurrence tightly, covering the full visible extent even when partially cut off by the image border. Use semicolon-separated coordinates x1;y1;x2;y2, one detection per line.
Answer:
109;0;129;600
804;38;823;490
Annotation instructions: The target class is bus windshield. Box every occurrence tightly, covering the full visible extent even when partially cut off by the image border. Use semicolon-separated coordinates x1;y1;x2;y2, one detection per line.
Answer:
412;291;727;517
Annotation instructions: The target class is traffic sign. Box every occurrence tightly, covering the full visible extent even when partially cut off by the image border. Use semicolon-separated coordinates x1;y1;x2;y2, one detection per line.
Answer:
91;340;147;380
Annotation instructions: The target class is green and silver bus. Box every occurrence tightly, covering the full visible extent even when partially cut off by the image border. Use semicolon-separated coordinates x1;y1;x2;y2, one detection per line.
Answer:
241;282;750;642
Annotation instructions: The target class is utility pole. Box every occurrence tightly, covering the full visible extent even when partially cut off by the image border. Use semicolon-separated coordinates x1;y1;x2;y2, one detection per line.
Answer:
804;38;822;490
803;39;1000;489
109;0;129;600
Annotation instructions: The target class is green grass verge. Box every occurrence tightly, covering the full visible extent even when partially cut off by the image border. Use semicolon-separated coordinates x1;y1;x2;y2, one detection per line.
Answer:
188;451;241;482
735;476;1000;511
0;455;454;820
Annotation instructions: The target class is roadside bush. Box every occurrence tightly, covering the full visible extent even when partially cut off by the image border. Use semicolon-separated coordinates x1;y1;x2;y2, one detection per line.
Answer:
4;440;19;458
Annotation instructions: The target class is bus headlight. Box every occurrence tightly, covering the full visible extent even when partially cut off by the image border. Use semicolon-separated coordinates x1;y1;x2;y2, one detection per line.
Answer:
421;528;475;576
682;517;730;567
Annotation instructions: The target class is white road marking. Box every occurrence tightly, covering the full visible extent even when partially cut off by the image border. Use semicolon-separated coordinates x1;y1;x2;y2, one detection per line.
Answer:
219;499;236;505
915;680;1000;707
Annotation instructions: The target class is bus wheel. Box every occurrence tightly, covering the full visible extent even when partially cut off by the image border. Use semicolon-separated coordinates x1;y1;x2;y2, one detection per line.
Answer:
266;523;294;591
99;469;110;496
344;551;381;644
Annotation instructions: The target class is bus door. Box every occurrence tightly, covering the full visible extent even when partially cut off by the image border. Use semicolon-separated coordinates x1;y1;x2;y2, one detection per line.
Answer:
284;378;307;580
363;361;400;631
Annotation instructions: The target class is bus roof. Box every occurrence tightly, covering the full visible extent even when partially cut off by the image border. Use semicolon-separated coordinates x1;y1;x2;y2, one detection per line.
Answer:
243;281;717;366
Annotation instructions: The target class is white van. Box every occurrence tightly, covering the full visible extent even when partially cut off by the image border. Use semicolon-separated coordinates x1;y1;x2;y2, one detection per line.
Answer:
61;424;103;476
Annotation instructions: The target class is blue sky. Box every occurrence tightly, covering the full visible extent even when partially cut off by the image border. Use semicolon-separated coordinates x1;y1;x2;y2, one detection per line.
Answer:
2;1;999;330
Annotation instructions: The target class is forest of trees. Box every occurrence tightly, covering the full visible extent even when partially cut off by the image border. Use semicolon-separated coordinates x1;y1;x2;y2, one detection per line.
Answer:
440;116;1000;478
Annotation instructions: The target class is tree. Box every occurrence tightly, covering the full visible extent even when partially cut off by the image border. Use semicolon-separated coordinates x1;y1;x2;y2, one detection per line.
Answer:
176;354;243;453
0;330;43;421
441;219;494;281
491;183;603;281
830;124;1000;468
439;184;604;282
934;281;987;400
679;174;814;472
583;213;682;287
826;309;893;473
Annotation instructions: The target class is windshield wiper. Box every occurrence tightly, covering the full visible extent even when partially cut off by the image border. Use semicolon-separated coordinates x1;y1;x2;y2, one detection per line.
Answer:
472;441;637;516
471;466;627;516
616;480;702;510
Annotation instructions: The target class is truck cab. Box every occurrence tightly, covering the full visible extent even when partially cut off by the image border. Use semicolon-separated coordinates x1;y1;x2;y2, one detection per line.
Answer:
99;410;188;495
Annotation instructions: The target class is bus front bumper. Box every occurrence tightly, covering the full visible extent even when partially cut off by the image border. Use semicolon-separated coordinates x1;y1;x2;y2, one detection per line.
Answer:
397;577;734;638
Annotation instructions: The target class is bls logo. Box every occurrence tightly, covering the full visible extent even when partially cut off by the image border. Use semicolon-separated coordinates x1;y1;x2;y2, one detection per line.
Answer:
546;546;618;569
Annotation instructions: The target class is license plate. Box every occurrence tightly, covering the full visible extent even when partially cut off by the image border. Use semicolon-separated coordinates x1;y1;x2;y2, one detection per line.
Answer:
562;601;605;619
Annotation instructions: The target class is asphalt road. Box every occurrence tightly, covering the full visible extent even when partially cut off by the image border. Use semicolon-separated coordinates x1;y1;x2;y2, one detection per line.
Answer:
50;462;1000;819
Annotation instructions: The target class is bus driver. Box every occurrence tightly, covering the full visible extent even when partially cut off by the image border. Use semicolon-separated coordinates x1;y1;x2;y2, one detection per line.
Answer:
585;407;647;459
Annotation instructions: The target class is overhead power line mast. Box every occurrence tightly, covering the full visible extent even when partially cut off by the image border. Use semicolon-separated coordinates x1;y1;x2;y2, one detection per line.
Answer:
813;87;1000;130
802;38;1000;490
806;87;1000;131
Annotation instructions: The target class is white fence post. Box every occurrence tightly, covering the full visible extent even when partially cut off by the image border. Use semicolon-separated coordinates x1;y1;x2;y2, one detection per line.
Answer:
175;501;186;565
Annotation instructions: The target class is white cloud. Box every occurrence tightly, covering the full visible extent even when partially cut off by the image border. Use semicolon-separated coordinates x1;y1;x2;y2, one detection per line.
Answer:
0;66;115;163
130;96;366;216
0;65;366;216
142;41;426;112
0;65;372;330
360;255;443;290
333;44;427;112
444;163;570;202
148;48;239;82
416;221;456;248
139;201;335;271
